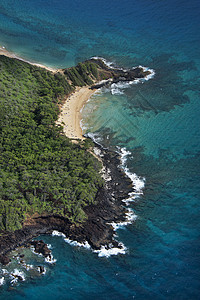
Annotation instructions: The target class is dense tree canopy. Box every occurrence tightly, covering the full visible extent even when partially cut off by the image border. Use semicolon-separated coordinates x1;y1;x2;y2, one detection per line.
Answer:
0;55;103;231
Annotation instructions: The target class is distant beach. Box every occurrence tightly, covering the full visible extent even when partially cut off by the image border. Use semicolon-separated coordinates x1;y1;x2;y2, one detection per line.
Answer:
0;46;56;73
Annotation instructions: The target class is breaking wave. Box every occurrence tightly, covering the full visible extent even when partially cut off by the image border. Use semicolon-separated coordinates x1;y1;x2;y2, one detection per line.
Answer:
91;57;155;95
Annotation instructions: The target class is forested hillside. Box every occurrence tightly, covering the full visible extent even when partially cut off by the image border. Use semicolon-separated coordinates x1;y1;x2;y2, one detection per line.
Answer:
0;55;103;232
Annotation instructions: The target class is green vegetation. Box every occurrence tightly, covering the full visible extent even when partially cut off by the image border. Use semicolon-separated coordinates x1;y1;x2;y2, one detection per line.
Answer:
64;62;96;86
63;61;110;87
0;55;103;232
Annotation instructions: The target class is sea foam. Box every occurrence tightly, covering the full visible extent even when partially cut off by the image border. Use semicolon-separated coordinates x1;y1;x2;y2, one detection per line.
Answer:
37;266;46;275
100;146;145;251
0;277;5;286
64;238;91;250
84;132;105;148
109;208;138;231
45;255;57;264
30;241;57;264
20;262;34;271
52;231;91;250
120;147;145;202
85;136;145;232
91;56;116;69
93;242;127;258
10;269;25;285
110;67;155;95
91;57;155;96
51;229;126;257
52;57;148;257
52;230;66;238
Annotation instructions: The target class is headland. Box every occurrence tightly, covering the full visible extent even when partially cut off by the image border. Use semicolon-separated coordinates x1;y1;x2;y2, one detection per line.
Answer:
0;50;154;263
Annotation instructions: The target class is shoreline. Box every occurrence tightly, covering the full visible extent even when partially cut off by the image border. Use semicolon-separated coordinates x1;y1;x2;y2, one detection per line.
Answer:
0;46;57;73
0;52;153;261
0;144;133;258
56;86;97;140
0;46;97;140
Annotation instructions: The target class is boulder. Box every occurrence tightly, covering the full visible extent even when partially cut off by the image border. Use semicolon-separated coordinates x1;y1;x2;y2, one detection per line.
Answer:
0;254;11;265
30;240;51;257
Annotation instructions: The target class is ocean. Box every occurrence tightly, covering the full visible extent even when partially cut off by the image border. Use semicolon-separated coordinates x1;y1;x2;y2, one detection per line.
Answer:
0;0;200;299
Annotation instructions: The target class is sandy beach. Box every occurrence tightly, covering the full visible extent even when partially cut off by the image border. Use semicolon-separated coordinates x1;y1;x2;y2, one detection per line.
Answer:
57;87;96;140
0;45;97;140
0;46;56;73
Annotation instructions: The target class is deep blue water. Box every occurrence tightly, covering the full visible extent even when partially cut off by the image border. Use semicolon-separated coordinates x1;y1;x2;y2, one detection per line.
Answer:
0;0;200;299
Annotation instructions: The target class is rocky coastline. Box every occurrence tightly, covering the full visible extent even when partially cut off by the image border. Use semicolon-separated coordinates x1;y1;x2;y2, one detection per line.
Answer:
88;58;152;89
0;143;133;263
0;57;152;264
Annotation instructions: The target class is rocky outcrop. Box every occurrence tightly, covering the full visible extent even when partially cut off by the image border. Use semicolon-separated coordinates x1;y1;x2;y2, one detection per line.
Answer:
0;144;133;256
89;58;151;89
30;240;51;258
0;254;11;265
0;57;142;259
0;216;71;256
38;266;45;274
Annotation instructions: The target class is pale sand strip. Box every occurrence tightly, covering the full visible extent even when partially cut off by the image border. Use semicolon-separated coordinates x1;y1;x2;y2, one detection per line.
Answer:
57;87;97;140
0;46;56;73
0;46;96;140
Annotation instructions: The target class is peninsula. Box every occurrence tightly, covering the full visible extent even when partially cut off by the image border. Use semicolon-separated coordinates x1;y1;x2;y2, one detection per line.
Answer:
0;51;151;262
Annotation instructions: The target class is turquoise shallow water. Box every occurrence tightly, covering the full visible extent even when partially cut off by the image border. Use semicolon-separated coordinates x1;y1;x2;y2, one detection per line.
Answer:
0;0;200;298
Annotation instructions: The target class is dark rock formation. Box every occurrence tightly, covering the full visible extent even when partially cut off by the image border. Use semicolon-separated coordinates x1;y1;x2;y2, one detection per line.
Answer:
38;266;45;274
0;57;148;259
30;240;51;258
0;143;134;256
11;273;24;281
0;254;11;265
88;58;151;89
